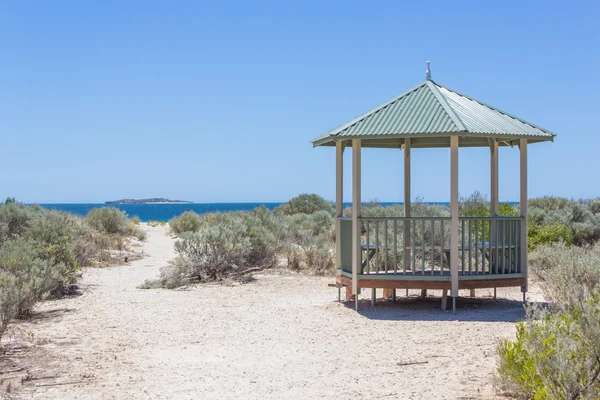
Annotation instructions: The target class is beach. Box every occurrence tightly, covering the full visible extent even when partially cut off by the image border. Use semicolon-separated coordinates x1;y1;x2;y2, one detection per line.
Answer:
2;223;542;399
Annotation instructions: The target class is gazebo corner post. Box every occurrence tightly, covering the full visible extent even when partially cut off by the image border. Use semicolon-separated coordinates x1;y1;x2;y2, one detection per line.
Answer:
450;136;460;314
519;138;528;303
490;139;499;247
351;139;362;310
403;138;411;275
335;141;344;273
490;139;499;216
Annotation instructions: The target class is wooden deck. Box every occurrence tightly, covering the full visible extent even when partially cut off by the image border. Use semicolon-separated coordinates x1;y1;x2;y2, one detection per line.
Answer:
336;273;526;290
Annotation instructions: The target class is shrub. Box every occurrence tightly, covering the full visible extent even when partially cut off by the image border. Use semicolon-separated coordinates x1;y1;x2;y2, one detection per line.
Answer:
460;191;489;217
529;196;570;211
304;234;334;275
147;220;166;227
496;242;600;399
529;242;600;307
130;225;147;241
85;207;130;235
528;221;572;251
528;198;600;246
0;202;35;242
130;216;141;225
275;194;333;215
496;296;600;399
0;238;72;342
168;211;202;235
175;223;250;282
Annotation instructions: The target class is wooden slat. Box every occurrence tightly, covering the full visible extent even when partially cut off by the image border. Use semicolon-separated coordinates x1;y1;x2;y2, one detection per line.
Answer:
394;220;398;274
376;220;380;274
461;219;465;273
431;219;435;275
421;219;425;274
384;220;389;273
468;219;472;274
412;220;416;275
474;220;479;275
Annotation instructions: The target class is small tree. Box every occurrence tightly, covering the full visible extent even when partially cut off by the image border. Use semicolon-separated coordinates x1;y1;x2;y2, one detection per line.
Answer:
276;194;333;215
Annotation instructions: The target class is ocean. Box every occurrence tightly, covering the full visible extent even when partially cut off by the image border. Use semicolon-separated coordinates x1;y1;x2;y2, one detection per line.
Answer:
38;202;415;222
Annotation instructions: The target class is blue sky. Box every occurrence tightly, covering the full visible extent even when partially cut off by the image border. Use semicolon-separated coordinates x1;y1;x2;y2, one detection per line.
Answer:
0;0;598;203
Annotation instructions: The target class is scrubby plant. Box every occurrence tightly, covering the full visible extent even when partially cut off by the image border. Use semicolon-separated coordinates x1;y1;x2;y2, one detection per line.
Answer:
528;221;572;251
304;234;334;274
168;211;202;235
275;193;333;215
130;216;141;225
529;242;599;307
496;295;600;399
0;202;143;343
528;198;600;246
147;220;166;227
85;207;130;235
496;242;600;399
460;191;490;217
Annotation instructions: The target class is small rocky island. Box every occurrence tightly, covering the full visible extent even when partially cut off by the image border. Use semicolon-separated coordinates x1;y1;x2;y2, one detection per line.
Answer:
105;198;193;204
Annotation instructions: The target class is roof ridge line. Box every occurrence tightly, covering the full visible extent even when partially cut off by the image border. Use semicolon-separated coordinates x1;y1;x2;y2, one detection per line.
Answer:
434;82;556;137
318;81;429;140
425;80;468;132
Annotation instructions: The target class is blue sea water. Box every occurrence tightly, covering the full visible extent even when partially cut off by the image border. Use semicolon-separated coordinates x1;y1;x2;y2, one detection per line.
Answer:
38;203;283;222
38;201;464;222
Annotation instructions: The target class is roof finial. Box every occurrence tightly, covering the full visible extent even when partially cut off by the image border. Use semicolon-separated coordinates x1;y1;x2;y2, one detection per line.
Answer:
425;61;431;81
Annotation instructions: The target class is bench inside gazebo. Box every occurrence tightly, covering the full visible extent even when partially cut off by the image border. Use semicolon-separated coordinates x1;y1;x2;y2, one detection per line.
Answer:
313;63;555;314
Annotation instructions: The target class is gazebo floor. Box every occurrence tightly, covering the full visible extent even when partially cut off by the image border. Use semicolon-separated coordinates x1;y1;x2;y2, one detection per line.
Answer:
336;273;526;291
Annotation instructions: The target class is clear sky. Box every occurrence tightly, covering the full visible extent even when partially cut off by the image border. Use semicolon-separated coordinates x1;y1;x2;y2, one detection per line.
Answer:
0;0;598;203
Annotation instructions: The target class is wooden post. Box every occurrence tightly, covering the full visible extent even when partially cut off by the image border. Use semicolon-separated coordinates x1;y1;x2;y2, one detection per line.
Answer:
519;139;528;297
490;139;499;250
490;139;499;216
352;139;362;308
450;136;459;314
441;289;448;311
383;288;393;300
404;138;411;271
335;141;344;271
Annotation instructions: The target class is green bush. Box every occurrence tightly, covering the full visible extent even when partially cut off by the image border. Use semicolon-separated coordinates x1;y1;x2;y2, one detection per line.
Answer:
0;203;141;343
275;194;333;215
497;243;600;399
496;295;600;399
460;191;490;217
528;198;600;246
168;211;202;235
85;207;130;235
528;221;572;251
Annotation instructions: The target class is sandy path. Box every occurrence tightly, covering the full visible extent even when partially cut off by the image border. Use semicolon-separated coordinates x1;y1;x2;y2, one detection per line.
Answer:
4;224;539;399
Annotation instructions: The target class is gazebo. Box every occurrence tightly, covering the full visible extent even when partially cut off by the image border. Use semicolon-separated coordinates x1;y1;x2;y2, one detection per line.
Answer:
313;63;555;314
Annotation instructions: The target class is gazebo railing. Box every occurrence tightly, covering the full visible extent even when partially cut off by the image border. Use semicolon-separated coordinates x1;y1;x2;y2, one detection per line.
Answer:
338;216;525;277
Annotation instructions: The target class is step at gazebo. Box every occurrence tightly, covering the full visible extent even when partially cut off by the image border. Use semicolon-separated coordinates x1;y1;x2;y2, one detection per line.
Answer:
313;63;555;314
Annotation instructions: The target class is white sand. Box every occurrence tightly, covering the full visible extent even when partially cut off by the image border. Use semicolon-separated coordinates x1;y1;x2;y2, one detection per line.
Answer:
2;224;542;399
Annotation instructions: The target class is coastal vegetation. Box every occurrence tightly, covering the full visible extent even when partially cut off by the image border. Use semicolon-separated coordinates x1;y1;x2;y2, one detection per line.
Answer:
495;243;600;399
0;201;143;345
143;193;600;288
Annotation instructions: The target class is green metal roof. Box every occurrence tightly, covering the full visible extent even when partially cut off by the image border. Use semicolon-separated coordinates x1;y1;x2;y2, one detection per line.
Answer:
312;80;556;148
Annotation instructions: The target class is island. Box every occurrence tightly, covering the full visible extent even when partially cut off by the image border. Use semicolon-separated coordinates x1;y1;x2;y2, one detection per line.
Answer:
105;198;193;204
